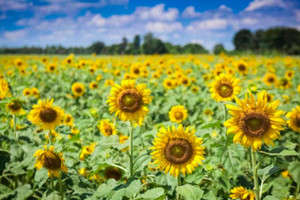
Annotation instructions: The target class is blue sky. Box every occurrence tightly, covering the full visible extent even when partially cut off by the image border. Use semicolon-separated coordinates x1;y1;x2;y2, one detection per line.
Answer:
0;0;300;50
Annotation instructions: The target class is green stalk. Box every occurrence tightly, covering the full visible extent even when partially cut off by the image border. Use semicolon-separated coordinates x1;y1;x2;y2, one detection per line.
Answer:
58;177;64;200
251;148;260;200
129;122;134;177
13;115;17;140
177;175;181;200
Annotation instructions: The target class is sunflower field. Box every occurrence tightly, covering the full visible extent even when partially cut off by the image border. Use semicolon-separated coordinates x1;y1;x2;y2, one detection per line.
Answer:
0;54;300;200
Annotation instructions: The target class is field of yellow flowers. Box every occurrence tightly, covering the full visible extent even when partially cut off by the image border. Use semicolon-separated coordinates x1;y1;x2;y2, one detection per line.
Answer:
0;54;300;200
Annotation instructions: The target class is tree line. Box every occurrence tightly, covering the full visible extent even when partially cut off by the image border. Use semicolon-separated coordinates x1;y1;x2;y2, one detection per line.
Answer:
1;27;300;55
0;33;208;55
214;27;300;55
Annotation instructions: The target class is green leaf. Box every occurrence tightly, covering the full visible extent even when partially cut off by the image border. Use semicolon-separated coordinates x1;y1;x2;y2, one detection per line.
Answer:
278;149;299;156
34;168;48;188
258;164;279;181
288;161;300;185
200;120;221;129
264;195;279;200
16;184;33;200
135;188;165;200
176;184;204;200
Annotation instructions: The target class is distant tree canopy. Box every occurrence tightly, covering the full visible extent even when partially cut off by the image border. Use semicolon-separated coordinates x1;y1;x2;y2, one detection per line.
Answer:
233;27;300;54
213;43;226;55
0;33;207;55
1;27;300;55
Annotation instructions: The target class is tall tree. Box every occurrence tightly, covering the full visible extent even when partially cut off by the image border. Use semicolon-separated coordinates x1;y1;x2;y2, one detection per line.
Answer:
233;29;254;51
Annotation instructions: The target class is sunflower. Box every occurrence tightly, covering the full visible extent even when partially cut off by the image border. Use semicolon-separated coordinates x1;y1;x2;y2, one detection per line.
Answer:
28;99;64;130
285;70;294;80
181;76;191;87
210;73;241;102
169;105;188;123
31;87;39;98
0;77;10;100
235;60;248;75
64;114;74;127
107;79;152;125
298;84;300;93
150;125;205;177
34;145;67;177
80;143;97;161
191;86;199;93
277;77;292;89
263;73;277;86
89;81;98;89
163;78;175;90
286;106;300;133
6;99;25;115
97;119;117;137
72;82;85;97
104;166;123;181
46;63;57;73
224;91;285;151
23;88;31;96
119;133;129;144
230;186;255;200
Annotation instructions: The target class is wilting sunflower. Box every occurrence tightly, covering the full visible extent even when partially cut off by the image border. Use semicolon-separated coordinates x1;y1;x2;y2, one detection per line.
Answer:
104;166;123;181
263;73;277;86
210;73;241;102
72;82;85;97
169;105;188;123
286;106;300;133
97;119;117;137
107;79;152;125
230;186;255;200
28;99;64;130
6;99;25;115
80;143;97;161
224;91;285;151
34;145;67;177
150;125;205;177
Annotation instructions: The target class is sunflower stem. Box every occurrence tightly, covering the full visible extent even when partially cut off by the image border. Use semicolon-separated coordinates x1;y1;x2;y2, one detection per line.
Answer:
48;131;52;145
177;175;181;200
128;122;134;177
13;115;17;140
58;177;64;200
251;148;260;200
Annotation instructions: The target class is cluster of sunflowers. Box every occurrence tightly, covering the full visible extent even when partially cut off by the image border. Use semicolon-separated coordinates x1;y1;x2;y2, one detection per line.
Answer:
0;54;299;200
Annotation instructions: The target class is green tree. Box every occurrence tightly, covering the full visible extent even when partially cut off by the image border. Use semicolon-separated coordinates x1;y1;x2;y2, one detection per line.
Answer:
213;43;226;54
233;29;254;51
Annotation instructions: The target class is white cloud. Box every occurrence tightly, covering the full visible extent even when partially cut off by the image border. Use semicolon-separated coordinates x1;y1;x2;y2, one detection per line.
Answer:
0;0;32;11
219;5;232;12
146;22;182;33
182;6;201;18
187;18;228;32
245;0;286;11
190;39;204;44
241;18;258;25
294;10;300;22
135;4;179;21
4;29;27;41
90;14;106;26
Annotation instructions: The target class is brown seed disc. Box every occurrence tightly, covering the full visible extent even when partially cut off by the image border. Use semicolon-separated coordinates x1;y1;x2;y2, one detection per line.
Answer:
218;83;233;98
9;101;22;111
238;64;246;71
294;115;300;127
164;138;193;164
117;89;142;112
174;111;183;120
240;110;270;137
104;167;122;181
43;152;61;170
75;87;83;93
39;108;57;123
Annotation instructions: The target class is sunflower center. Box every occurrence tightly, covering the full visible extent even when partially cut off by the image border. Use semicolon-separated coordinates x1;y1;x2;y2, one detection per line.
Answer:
238;64;246;71
104;125;113;135
43;152;61;170
104;167;122;181
75;87;83;93
39;108;57;123
174;111;183;120
280;78;288;86
294;115;300;127
165;139;193;164
218;83;233;97
65;116;71;123
240;111;270;137
268;77;274;82
9;101;22;111
117;89;142;112
134;69;140;74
